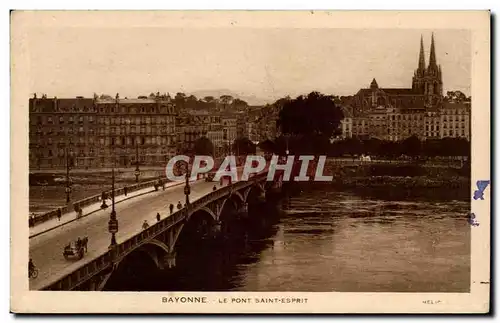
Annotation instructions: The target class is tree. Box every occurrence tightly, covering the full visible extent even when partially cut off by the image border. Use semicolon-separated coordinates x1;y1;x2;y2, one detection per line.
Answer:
233;137;256;156
258;139;276;153
204;96;215;103
193;137;215;156
175;92;186;109
343;137;363;157
99;94;113;100
219;95;234;109
363;138;383;156
232;98;248;110
277;92;344;138
400;135;422;159
445;90;468;103
185;95;198;110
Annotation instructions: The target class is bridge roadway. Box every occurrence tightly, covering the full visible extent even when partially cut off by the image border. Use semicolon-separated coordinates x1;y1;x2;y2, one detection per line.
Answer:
29;168;250;291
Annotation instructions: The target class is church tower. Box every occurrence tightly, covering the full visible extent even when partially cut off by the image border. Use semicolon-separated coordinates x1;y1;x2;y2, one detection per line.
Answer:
423;33;443;106
412;35;426;94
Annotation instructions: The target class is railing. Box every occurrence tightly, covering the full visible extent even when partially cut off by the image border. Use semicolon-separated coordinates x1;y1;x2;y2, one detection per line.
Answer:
41;173;268;291
31;178;165;227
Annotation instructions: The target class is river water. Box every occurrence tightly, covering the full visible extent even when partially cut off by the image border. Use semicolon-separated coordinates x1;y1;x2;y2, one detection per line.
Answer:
107;184;470;292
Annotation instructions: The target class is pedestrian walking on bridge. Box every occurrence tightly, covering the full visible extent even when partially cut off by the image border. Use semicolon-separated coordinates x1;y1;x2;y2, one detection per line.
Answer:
177;201;182;210
156;212;161;222
169;203;174;214
57;208;62;222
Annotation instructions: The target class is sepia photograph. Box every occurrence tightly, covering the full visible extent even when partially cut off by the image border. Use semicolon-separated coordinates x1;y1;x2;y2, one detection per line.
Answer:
10;10;490;313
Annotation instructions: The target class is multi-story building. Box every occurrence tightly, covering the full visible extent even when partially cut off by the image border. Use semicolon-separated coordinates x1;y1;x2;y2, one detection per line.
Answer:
440;102;470;140
29;93;177;170
176;110;209;154
246;118;260;143
221;114;238;151
339;106;353;139
368;106;388;140
94;94;177;167
206;115;224;156
424;109;441;140
29;95;97;169
351;116;369;139
254;104;280;141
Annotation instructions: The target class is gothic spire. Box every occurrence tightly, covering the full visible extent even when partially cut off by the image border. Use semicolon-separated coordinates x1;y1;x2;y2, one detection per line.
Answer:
418;35;426;71
428;32;437;69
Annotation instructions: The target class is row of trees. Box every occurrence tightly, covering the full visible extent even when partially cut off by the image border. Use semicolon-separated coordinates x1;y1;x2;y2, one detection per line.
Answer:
256;135;469;158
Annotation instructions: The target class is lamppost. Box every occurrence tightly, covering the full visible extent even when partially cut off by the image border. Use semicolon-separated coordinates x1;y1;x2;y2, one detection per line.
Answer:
284;133;290;155
184;157;191;206
134;140;140;183
108;154;118;248
65;147;72;203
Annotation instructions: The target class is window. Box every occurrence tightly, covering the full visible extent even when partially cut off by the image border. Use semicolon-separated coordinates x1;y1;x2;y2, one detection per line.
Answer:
79;127;84;133
89;116;94;123
79;116;84;124
69;116;74;123
111;127;116;134
47;116;53;124
69;128;73;134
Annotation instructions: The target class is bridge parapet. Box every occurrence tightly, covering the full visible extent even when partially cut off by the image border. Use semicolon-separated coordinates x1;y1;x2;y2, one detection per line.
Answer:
41;173;269;291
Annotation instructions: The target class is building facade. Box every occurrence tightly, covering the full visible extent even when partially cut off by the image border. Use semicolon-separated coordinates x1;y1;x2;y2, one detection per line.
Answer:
95;94;177;167
29;96;97;169
29;93;177;170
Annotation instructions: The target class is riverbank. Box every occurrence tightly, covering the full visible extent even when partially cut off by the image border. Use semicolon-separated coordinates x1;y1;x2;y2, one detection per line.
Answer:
296;161;471;201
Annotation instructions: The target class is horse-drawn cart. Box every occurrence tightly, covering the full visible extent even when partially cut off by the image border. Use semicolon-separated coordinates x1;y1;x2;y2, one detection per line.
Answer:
63;237;88;260
205;172;215;182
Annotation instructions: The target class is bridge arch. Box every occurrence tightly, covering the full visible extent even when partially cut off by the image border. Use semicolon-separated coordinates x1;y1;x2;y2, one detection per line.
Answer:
101;239;171;290
243;182;265;202
116;238;170;269
218;194;243;219
189;206;217;221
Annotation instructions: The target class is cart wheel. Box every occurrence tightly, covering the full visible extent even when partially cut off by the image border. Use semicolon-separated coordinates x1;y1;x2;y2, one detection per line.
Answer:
31;269;38;279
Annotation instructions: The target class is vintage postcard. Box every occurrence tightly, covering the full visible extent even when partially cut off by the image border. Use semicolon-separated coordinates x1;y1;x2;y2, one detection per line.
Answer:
10;10;490;313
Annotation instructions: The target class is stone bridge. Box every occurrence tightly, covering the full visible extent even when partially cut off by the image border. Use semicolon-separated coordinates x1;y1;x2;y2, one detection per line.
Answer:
41;172;283;291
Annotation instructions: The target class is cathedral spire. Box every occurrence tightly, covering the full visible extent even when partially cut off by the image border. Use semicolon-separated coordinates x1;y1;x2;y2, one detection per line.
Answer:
428;32;437;69
418;35;426;71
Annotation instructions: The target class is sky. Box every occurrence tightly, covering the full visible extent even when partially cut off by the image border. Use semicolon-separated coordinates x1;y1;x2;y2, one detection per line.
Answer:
28;28;471;105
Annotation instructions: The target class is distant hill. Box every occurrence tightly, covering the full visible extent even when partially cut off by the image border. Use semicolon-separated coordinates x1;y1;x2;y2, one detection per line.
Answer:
187;89;271;106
